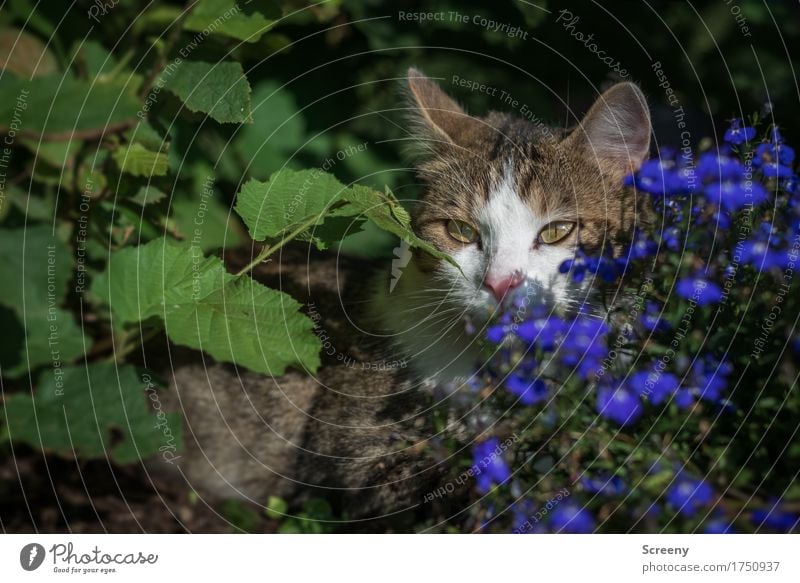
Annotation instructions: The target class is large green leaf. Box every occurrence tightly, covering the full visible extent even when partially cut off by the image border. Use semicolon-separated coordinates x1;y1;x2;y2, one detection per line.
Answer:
1;362;182;464
0;75;141;137
162;60;252;124
234;169;359;244
234;169;457;265
0;226;84;377
184;0;278;43
92;238;320;375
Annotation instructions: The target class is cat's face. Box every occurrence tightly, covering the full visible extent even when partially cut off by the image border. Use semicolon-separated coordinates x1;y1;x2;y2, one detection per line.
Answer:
405;69;651;318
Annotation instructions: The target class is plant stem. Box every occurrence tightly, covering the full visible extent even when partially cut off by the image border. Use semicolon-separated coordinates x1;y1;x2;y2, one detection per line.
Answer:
235;210;328;277
109;327;163;363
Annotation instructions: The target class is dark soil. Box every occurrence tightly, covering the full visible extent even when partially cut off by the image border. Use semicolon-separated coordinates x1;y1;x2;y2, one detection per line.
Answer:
0;446;279;533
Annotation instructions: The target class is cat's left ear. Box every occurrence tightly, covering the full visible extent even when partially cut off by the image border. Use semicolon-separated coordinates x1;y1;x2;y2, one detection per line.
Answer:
564;82;651;178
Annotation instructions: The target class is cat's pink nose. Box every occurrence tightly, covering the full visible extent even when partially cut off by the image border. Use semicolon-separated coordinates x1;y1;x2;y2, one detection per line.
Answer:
484;272;524;303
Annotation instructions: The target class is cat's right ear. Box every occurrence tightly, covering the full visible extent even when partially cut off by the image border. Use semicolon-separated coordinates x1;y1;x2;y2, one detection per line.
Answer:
563;82;651;179
406;68;481;148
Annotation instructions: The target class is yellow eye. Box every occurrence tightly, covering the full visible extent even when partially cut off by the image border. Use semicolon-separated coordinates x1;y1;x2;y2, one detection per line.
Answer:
446;219;479;244
538;221;576;245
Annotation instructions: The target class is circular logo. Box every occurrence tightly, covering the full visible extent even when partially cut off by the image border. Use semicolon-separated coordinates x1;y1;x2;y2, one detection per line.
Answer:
19;543;46;571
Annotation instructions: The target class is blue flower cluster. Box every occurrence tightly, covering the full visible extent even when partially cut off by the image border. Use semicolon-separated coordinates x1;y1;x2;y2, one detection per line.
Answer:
463;120;799;534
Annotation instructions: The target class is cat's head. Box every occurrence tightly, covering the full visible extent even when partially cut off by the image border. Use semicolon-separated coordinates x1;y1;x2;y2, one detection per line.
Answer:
405;68;651;316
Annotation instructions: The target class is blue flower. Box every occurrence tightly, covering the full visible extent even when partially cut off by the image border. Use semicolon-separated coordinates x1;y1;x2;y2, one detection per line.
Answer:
624;147;698;197
723;118;756;145
486;324;508;344
783;173;799;195
560;248;623;284
631;369;680;405
515;311;568;352
676;276;723;305
751;501;799;532
696;151;745;182
640;301;671;333
684;357;731;405
660;225;683;251
666;473;714;517
472;438;512;494
628;232;659;259
596;383;643;426
754;134;794;174
704;514;735;534
550;502;596;533
704;179;768;212
505;375;548;406
580;474;626;496
558;319;609;378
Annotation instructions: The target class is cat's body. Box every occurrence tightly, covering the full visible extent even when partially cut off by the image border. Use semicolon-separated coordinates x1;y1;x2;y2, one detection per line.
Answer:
158;70;652;526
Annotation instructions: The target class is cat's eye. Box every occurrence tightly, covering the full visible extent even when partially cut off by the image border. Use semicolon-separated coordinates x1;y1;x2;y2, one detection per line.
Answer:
538;221;576;245
446;219;479;244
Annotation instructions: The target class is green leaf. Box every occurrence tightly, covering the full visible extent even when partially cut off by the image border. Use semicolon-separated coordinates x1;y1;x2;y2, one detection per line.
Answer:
113;143;169;177
19;139;82;168
0;75;141;137
184;0;278;43
124;121;169;153
72;40;116;79
234;169;457;266
92;238;321;375
342;185;459;270
129;185;168;206
233;80;306;180
1;362;182;464
0;26;58;78
234;169;358;245
170;189;243;251
0;226;84;377
162;60;252;124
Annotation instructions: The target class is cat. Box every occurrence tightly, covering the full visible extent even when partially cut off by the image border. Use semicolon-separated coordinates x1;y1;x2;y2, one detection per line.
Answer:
156;69;652;529
371;68;651;386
